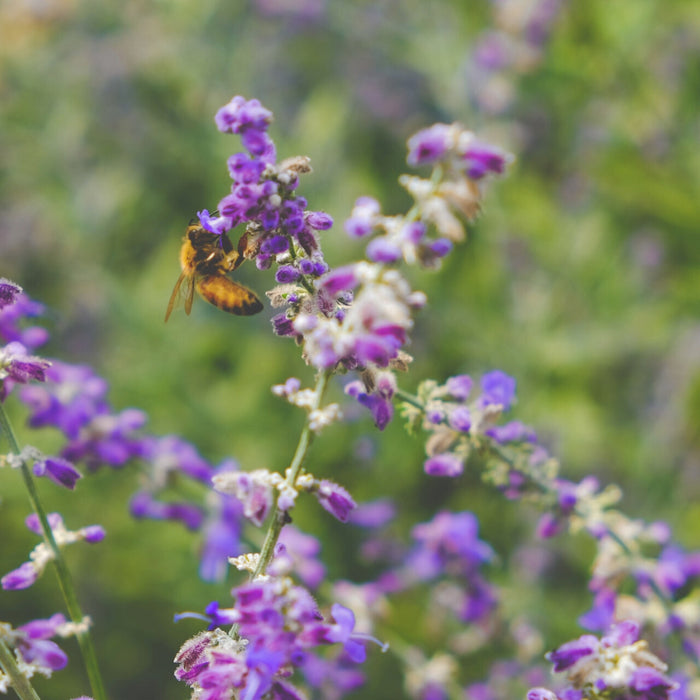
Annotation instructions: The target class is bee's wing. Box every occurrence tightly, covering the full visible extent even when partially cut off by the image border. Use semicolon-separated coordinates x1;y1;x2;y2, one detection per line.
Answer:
196;276;263;316
164;272;195;322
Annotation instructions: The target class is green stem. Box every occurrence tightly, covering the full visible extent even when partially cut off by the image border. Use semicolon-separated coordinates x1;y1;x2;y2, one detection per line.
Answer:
252;369;331;579
0;402;107;700
0;638;41;700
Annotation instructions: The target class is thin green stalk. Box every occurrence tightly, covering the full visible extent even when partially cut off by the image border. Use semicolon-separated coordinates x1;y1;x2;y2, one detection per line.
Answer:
252;369;331;580
0;638;41;700
0;402;107;700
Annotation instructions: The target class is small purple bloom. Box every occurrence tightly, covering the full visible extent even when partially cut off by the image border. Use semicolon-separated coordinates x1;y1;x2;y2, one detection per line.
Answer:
227;153;266;184
407;123;452;166
319;265;360;295
0;341;51;391
462;141;510;179
448;406;471;432
315;480;356;522
527;690;558;700
424;453;464;477
306;211;334;230
197;209;231;235
2;561;39;590
480;370;516;410
0;278;22;309
82;525;106;543
324;604;366;663
33;457;82;490
272;313;298;338
545;635;597;672
366;237;403;263
276;265;301;283
445;374;473;400
344;197;380;238
429;238;453;257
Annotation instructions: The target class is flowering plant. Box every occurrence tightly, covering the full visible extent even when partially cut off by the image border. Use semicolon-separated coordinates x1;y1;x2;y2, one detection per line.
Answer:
0;94;697;700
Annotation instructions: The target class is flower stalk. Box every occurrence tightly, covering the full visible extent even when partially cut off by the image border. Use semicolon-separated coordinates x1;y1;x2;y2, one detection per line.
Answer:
0;637;41;700
252;368;331;580
0;402;107;700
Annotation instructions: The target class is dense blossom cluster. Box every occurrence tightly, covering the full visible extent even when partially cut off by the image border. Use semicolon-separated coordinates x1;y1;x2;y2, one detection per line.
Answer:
400;370;530;477
528;621;677;700
174;576;378;700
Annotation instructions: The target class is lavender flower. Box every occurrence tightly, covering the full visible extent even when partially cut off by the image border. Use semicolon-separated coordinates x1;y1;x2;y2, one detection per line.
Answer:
0;613;86;687
313;479;357;522
174;577;373;700
32;456;82;490
0;341;51;401
0;279;23;310
531;621;679;700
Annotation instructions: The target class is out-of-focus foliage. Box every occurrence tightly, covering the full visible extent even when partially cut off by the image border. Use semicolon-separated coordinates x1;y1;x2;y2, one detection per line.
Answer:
1;0;699;698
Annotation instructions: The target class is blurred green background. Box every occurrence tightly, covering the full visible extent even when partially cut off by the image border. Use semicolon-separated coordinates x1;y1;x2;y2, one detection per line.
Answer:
1;0;699;698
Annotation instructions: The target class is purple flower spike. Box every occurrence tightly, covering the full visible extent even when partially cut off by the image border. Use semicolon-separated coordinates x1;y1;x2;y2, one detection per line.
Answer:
0;278;22;309
33;457;82;490
316;480;356;522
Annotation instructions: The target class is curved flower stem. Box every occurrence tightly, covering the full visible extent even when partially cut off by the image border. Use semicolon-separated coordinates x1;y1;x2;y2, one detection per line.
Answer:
252;369;332;580
0;638;41;700
0;403;107;700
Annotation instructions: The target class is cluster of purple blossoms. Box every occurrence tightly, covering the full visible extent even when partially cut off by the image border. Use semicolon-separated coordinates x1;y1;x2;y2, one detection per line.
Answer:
19;361;146;471
400;369;530;477
1;513;105;591
0;613;88;690
196;96;333;281
528;621;678;700
380;510;498;627
0;280;248;583
0;279;51;402
174;576;378;700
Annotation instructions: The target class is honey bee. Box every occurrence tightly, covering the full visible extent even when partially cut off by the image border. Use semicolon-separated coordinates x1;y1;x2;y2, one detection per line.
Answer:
164;223;263;322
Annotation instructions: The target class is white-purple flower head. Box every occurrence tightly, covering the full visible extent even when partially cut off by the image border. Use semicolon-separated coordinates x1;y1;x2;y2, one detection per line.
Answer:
0;278;22;310
539;621;678;699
